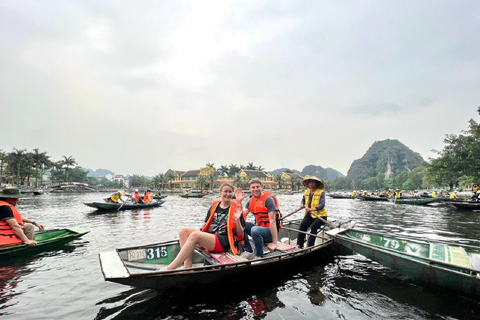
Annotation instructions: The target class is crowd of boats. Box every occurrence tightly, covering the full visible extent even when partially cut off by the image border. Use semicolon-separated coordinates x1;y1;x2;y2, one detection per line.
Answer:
326;189;480;210
3;186;480;300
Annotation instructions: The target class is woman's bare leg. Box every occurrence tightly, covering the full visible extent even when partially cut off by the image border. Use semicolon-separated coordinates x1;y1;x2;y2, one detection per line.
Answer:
167;231;217;269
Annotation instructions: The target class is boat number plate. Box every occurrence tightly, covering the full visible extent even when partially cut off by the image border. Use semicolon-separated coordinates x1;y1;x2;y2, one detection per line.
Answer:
127;246;169;261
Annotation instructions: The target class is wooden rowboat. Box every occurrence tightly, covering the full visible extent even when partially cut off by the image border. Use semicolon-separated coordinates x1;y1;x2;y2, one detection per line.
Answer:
0;227;89;257
84;201;164;211
392;198;439;205
179;193;206;198
326;193;353;199
98;219;351;292
450;202;480;211
326;228;480;296
361;196;389;202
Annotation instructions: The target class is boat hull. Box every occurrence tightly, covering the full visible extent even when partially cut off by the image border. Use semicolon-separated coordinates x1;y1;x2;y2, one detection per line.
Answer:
451;202;480;210
84;201;164;211
327;228;480;296
99;220;341;292
0;227;89;257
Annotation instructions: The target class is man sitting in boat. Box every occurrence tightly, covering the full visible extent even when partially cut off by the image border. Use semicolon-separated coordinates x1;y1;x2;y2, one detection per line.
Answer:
105;190;125;203
239;178;281;260
143;190;153;203
471;190;480;202
394;189;402;199
0;188;45;246
450;191;458;199
164;183;245;270
130;189;142;203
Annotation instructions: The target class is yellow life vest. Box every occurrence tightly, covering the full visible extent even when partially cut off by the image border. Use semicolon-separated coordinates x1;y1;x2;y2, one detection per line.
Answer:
304;189;327;218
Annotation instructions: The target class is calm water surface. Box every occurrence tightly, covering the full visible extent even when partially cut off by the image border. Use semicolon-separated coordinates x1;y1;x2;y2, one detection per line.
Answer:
1;193;480;319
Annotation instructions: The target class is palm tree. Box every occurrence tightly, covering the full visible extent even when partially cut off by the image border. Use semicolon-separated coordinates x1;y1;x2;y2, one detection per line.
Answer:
32;149;50;188
218;165;229;177
195;174;207;192
274;174;285;189
0;149;6;186
207;170;218;190
228;164;240;177
61;156;77;183
8;149;26;186
206;163;215;168
165;171;176;190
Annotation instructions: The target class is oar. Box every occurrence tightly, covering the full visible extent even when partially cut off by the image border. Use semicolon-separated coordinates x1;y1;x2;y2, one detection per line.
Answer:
280;207;303;220
117;201;126;211
310;211;337;229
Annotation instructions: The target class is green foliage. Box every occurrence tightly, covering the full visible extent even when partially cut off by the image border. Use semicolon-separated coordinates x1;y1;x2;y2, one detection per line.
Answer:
129;174;151;188
424;107;480;189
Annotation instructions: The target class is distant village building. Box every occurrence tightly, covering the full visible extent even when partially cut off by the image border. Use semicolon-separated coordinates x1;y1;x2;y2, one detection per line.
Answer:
240;169;276;189
280;172;304;190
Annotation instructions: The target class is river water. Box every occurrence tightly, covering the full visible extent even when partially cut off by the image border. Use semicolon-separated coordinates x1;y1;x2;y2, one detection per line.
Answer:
1;192;479;320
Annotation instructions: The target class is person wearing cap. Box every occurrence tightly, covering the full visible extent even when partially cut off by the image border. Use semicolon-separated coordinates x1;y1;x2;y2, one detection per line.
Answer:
105;190;125;203
143;189;153;203
295;176;327;248
0;188;45;246
239;178;281;260
130;189;142;203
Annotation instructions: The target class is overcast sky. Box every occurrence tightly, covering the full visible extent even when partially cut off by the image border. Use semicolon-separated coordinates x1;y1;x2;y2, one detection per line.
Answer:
1;1;479;177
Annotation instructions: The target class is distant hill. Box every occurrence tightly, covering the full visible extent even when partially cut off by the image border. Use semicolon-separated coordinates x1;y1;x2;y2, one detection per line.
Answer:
269;165;345;180
346;139;425;181
82;168;115;178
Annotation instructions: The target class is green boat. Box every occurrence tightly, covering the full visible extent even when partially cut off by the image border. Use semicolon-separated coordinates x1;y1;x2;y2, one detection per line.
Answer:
84;200;164;211
392;198;439;205
0;227;89;257
327;228;480;296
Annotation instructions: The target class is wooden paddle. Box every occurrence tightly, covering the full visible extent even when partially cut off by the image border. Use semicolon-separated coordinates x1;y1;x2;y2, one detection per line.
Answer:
280;207;303;220
117;201;126;211
310;211;337;229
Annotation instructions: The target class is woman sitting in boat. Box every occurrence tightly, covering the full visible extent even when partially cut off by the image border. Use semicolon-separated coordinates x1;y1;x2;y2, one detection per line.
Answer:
143;190;153;203
165;183;245;270
105;190;125;203
295;176;327;248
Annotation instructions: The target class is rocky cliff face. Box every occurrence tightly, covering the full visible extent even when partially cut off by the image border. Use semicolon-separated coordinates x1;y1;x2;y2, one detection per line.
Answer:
346;139;424;181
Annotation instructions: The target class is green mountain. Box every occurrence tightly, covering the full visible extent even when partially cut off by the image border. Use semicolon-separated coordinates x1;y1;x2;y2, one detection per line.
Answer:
82;168;115;178
346;139;424;181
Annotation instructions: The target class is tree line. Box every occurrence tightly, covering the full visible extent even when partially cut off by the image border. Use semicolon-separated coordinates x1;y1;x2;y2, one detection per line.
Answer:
4;107;479;192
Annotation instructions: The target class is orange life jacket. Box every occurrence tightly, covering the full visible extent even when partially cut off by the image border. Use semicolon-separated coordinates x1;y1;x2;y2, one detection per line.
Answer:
0;201;24;246
143;192;152;203
131;192;140;202
202;200;244;255
247;192;282;230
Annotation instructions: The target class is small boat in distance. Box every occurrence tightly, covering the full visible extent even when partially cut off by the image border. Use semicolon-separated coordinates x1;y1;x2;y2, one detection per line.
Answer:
327;227;480;296
326;193;353;199
84;201;164;211
1;227;89;257
392;198;439;205
180;193;206;198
